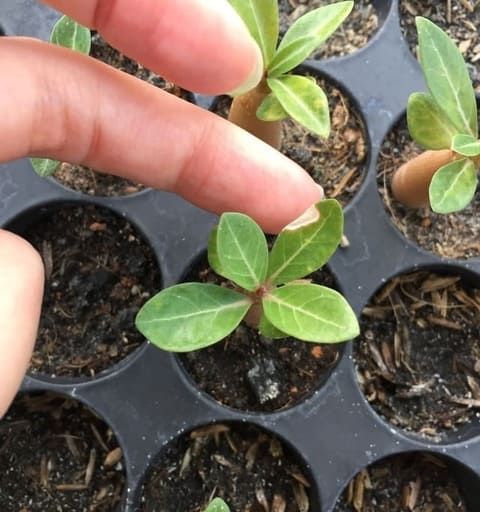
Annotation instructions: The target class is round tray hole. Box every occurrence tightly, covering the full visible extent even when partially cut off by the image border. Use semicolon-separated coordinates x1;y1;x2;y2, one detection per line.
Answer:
177;252;345;413
354;266;480;443
137;421;321;512
377;107;480;260
5;201;162;381
334;451;479;511
0;391;127;511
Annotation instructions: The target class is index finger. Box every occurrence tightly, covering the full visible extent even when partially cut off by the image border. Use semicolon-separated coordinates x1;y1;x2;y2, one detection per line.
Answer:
41;0;262;95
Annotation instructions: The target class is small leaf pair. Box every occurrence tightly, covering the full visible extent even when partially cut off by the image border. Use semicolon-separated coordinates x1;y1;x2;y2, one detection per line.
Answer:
229;0;354;138
136;200;359;353
30;15;92;178
407;17;479;214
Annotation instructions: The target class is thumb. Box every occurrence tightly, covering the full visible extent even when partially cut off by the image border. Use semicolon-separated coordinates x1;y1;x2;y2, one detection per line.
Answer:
0;230;44;417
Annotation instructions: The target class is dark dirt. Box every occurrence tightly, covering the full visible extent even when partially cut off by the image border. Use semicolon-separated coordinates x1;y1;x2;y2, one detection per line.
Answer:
335;452;467;511
279;0;380;59
180;257;341;412
355;270;480;441
23;204;161;378
0;393;125;511
399;0;480;92
54;33;194;197
140;423;314;512
213;77;367;206
378;117;480;259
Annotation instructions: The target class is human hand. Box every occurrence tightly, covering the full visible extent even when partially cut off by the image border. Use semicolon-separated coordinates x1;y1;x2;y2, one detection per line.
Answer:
0;0;323;416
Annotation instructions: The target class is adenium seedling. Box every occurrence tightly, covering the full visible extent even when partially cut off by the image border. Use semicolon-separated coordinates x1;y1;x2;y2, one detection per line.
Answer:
227;0;354;148
30;15;92;177
204;498;230;512
136;199;359;352
392;17;480;214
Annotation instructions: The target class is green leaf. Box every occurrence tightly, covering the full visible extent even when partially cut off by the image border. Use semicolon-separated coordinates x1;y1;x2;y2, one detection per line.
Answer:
267;75;330;138
268;1;353;76
50;15;91;54
263;283;359;343
228;0;278;67
451;134;480;157
30;158;60;177
429;158;477;214
217;213;268;291
205;498;230;512
207;227;226;278
259;313;288;339
407;93;459;150
268;199;343;285
135;283;251;352
257;93;288;121
416;17;477;137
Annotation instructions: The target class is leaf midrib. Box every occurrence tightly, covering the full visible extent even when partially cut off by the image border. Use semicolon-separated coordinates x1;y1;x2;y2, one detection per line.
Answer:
140;299;250;325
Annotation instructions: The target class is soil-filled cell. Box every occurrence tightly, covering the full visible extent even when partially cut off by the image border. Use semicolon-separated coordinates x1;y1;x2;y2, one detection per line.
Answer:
355;269;480;442
180;255;342;413
139;422;319;512
377;115;480;260
10;203;161;379
0;392;126;511
335;452;474;511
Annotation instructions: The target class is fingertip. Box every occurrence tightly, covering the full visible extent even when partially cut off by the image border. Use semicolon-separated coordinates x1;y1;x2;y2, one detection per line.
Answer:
0;230;44;417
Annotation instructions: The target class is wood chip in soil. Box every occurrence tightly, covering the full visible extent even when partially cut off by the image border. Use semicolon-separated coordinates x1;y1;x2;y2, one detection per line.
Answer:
279;0;380;59
335;452;467;511
141;423;314;512
180;257;341;412
54;33;194;197
24;204;161;378
378;116;480;259
0;393;125;512
399;0;480;92
355;270;480;441
213;77;367;206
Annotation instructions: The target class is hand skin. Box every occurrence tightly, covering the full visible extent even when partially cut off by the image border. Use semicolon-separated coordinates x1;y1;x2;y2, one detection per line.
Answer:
0;0;323;417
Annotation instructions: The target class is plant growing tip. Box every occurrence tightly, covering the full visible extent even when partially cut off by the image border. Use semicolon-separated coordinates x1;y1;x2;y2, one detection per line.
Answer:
204;497;230;512
228;1;354;147
30;15;92;178
392;16;480;214
136;199;359;352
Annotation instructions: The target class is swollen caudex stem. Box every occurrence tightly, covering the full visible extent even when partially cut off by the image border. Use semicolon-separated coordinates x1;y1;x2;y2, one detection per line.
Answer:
392;150;455;208
225;1;354;148
229;76;283;149
391;17;480;214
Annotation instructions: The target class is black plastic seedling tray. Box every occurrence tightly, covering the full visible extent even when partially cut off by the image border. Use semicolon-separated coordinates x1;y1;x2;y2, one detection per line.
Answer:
1;0;480;510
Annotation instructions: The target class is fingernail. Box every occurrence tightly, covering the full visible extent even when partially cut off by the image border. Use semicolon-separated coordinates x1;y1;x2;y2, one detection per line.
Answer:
316;184;324;200
284;205;320;231
227;45;263;97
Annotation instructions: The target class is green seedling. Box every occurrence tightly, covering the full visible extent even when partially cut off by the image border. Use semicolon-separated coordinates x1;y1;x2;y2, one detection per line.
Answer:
392;17;479;214
136;199;359;352
227;0;354;147
30;15;92;177
204;497;230;512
